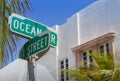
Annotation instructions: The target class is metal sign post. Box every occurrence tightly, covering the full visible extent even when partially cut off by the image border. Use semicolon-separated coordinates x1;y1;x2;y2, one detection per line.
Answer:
28;61;35;81
27;55;38;81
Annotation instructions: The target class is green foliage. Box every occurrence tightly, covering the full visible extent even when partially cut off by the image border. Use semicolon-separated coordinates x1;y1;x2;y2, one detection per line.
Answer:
0;0;31;66
89;53;114;70
61;69;90;81
62;52;120;81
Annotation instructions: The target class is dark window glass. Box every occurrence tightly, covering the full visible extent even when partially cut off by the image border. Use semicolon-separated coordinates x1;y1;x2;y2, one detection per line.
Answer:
66;59;68;69
61;61;64;65
83;52;87;67
61;78;64;81
61;61;64;69
61;73;64;77
89;55;93;67
88;50;93;67
83;52;87;60
61;65;64;69
89;50;93;62
66;77;69;80
60;59;69;81
66;64;68;69
100;45;104;54
106;43;109;55
60;61;64;81
89;56;93;62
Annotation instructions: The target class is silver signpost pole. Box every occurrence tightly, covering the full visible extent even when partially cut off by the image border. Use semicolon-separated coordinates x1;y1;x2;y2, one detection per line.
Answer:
28;60;35;81
28;55;38;81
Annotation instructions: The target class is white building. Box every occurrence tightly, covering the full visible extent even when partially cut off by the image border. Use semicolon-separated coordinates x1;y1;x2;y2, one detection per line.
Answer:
37;0;120;81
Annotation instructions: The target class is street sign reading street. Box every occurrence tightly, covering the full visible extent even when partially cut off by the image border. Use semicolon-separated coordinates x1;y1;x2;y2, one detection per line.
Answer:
9;13;57;47
19;31;50;59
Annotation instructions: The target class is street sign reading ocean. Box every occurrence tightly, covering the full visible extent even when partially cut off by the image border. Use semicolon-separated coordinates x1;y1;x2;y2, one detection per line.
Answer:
9;13;57;47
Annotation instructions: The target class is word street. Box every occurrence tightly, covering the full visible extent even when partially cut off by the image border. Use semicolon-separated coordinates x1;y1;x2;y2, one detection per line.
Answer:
20;33;49;59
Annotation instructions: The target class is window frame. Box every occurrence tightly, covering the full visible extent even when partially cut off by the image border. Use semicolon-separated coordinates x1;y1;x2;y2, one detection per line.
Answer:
98;42;110;56
59;58;69;81
82;49;93;68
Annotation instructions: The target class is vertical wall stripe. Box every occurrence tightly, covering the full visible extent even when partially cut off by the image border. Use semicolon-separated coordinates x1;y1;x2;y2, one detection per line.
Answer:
55;25;59;81
77;13;80;45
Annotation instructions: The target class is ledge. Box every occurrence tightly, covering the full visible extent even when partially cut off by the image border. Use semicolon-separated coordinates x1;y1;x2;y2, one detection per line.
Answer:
71;32;116;52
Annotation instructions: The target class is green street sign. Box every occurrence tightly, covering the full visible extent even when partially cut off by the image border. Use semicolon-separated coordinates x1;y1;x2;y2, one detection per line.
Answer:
9;13;57;47
19;31;50;59
50;31;57;47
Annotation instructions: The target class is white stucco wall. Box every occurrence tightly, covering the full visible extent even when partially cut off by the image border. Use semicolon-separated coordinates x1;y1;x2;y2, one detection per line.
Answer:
58;14;79;81
37;47;57;80
78;0;120;46
58;14;79;69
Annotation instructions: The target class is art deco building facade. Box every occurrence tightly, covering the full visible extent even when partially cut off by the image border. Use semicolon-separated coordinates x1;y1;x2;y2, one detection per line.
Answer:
37;0;120;81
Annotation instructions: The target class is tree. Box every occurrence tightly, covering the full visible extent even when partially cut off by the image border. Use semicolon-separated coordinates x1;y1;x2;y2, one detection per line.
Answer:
62;52;120;81
0;0;31;67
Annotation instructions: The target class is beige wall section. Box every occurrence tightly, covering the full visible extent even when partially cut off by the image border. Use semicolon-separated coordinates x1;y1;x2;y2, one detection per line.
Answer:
73;33;115;68
75;51;83;68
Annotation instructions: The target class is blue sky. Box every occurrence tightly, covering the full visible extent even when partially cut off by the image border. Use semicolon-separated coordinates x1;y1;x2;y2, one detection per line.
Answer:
14;0;97;61
27;0;96;27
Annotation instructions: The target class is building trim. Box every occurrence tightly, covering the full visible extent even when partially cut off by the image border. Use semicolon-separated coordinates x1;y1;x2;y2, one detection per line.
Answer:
71;32;115;52
77;13;80;45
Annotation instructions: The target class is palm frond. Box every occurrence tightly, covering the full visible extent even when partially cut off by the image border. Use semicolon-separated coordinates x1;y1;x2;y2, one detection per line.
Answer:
0;0;31;67
112;68;120;81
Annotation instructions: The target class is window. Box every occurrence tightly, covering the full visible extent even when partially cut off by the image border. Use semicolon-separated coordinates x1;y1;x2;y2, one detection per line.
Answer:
106;43;110;54
99;43;109;55
82;50;93;68
89;50;93;65
99;45;104;54
60;59;69;81
83;52;87;67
